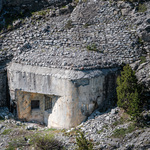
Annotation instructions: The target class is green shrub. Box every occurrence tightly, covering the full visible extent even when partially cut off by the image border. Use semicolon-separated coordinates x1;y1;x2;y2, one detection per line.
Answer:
2;129;12;135
122;0;142;2
87;43;98;51
138;3;147;12
30;134;64;150
112;117;126;127
5;146;15;150
140;56;146;64
65;20;73;29
76;130;93;150
7;138;27;149
112;123;136;138
97;129;104;134
116;64;142;118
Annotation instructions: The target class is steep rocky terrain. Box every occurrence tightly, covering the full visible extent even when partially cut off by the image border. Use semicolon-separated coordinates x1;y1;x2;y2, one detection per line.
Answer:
0;0;149;84
0;107;150;150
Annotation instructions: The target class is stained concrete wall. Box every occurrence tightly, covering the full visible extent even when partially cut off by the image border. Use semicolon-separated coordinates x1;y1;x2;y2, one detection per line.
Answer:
16;91;58;123
7;62;120;129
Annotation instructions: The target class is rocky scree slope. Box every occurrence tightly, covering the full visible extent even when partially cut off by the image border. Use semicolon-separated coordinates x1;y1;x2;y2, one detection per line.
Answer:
0;0;149;68
0;0;150;87
0;107;150;150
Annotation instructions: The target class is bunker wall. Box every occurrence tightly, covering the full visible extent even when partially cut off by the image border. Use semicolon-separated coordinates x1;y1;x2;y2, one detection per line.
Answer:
7;62;120;129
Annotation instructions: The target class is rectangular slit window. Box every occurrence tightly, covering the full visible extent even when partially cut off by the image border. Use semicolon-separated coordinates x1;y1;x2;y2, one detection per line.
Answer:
31;100;40;109
45;96;52;110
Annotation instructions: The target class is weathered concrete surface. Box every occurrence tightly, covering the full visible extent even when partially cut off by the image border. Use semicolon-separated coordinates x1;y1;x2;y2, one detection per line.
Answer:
16;91;59;124
7;62;119;129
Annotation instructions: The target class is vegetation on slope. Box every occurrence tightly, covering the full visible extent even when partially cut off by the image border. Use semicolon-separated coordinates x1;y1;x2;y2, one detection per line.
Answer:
116;64;143;119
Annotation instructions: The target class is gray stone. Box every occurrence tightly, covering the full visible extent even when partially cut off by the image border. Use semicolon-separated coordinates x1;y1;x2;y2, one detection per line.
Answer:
146;18;150;24
0;124;4;130
111;108;118;115
13;20;22;27
26;125;37;130
4;116;8;120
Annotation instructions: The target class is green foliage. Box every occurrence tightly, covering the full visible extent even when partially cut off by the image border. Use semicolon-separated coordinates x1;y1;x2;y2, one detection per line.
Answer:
112;117;125;127
138;3;147;12
5;146;15;150
116;64;142;118
30;133;64;150
62;128;79;137
74;0;79;4
2;129;12;135
97;129;104;134
7;137;27;149
122;0;142;2
65;20;73;29
112;123;136;138
138;37;143;45
140;56;146;64
32;9;50;16
76;130;93;150
87;43;98;51
74;0;87;4
86;43;103;53
44;128;57;131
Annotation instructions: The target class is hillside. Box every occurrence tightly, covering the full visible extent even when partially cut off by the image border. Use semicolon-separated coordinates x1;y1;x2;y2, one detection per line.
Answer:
0;0;149;85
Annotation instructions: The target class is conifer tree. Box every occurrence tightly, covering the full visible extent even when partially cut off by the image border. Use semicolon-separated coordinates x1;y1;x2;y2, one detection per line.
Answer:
116;64;141;118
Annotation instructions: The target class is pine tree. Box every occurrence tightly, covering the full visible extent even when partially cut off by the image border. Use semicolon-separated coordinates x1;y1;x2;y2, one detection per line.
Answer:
116;64;141;118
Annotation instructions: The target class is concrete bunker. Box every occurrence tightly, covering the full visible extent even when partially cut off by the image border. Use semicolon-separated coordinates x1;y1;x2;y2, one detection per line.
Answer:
7;62;120;129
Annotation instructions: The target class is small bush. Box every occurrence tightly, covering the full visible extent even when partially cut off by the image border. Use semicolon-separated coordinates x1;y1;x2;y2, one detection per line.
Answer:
112;128;126;138
76;130;93;150
62;128;79;137
97;129;104;134
140;56;146;64
5;145;15;150
32;9;49;16
7;138;28;149
2;129;12;135
138;3;147;12
122;0;143;2
86;43;98;52
45;128;57;131
116;64;142;119
31;134;64;150
65;20;73;29
112;123;136;138
112;117;125;127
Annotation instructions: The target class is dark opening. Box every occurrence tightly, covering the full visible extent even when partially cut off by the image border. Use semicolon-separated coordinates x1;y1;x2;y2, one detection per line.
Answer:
31;100;40;109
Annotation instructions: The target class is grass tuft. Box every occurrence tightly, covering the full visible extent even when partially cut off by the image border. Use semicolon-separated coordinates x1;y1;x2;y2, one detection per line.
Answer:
2;129;12;135
140;56;146;64
112;123;137;138
138;4;147;13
